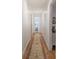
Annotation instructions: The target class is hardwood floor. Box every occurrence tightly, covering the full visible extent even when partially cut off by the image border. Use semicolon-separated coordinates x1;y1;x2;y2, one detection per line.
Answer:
40;33;56;59
49;50;56;59
23;33;56;59
22;34;34;59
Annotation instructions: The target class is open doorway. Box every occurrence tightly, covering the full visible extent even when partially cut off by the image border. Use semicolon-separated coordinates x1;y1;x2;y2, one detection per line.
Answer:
32;16;41;33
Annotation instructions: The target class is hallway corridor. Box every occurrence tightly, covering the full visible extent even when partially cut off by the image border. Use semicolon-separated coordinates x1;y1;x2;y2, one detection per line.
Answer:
23;0;56;59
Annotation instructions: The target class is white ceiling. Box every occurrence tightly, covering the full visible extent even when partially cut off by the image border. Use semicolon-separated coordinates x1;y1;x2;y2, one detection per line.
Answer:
26;0;51;10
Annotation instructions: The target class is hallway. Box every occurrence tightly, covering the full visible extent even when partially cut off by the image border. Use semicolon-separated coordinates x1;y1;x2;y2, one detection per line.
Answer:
22;0;56;58
23;33;55;59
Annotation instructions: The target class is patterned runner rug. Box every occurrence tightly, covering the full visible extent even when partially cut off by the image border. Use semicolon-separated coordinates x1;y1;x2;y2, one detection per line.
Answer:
29;33;44;59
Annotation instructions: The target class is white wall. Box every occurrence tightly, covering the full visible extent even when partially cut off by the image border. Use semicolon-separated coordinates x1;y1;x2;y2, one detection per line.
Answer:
44;13;50;50
48;0;56;50
22;0;32;53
